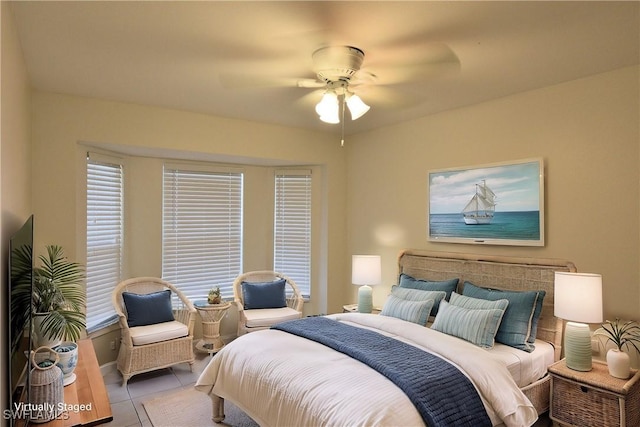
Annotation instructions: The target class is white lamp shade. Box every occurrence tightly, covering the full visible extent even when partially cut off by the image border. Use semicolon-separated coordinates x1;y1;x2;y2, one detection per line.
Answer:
316;92;340;123
319;112;340;124
346;93;370;120
554;272;603;323
352;255;382;285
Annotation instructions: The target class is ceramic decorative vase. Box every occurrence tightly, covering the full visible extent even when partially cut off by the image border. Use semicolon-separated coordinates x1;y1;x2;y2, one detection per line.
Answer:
606;348;631;379
53;341;79;386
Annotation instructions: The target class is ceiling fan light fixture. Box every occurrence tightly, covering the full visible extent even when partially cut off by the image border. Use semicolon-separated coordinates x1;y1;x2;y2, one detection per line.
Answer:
319;112;340;124
316;91;340;123
346;93;370;120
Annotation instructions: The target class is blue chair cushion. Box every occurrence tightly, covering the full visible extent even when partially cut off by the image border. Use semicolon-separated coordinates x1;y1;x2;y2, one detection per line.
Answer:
242;278;287;309
123;289;174;327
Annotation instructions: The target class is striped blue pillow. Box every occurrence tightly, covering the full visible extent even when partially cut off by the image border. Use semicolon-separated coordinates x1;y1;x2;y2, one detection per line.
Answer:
431;300;506;348
449;292;509;312
380;294;434;326
390;286;446;317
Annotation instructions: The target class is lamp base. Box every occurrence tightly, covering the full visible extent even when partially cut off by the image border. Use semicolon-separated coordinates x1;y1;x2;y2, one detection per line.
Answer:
357;285;373;313
564;321;593;371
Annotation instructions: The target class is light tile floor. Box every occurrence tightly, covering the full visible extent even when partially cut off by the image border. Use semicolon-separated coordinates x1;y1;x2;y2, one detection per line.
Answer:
101;351;213;427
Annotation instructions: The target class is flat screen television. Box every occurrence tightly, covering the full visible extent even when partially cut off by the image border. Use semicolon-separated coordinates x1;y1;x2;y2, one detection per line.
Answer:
8;214;34;426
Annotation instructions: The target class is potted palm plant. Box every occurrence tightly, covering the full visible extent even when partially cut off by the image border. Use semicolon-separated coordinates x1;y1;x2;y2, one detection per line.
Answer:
32;245;86;348
594;318;640;379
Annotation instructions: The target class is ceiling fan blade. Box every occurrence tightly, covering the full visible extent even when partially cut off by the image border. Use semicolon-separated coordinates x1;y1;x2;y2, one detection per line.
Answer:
295;89;326;108
296;79;326;89
218;73;322;89
354;85;425;109
363;42;461;85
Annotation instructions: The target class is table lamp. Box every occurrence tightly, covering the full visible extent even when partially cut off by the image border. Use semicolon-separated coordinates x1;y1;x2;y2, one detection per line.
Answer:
554;272;603;371
352;255;382;313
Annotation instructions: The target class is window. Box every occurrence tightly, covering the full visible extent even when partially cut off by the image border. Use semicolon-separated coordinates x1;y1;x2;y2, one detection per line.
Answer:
274;170;312;298
162;164;243;302
86;153;124;332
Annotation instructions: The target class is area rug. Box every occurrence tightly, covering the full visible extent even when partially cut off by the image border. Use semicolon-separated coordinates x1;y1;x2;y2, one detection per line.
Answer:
143;388;259;427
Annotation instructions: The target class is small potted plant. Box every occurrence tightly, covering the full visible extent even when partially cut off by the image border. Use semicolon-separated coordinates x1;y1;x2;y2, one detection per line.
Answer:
594;318;640;379
207;286;223;305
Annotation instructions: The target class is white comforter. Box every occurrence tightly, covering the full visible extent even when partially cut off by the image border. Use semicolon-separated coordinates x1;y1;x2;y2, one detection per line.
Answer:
195;313;538;427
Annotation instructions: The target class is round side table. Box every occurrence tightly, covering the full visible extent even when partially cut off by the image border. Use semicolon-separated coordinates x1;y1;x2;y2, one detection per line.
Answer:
194;301;231;355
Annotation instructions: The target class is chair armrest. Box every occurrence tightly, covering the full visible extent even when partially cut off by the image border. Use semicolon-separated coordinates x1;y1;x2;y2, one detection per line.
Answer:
117;315;134;346
234;299;246;319
173;308;196;335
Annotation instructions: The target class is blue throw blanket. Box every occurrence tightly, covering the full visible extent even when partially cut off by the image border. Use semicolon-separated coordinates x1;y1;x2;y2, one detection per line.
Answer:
273;317;492;427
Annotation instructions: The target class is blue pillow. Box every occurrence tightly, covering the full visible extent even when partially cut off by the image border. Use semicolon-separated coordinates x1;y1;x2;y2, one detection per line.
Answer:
390;286;446;317
242;278;287;309
449;292;509;312
462;282;543;352
528;290;546;344
123;289;174;327
398;274;459;314
380;294;434;326
431;300;506;348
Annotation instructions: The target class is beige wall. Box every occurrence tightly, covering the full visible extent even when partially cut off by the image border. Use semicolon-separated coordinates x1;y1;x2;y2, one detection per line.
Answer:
1;4;32;256
1;2;33;402
31;92;349;362
346;66;640;323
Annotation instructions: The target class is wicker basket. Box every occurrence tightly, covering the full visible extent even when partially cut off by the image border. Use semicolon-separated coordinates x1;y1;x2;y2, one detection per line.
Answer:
521;374;551;415
29;346;64;423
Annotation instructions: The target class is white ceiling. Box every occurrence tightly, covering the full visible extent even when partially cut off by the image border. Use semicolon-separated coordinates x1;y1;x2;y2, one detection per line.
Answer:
10;1;640;136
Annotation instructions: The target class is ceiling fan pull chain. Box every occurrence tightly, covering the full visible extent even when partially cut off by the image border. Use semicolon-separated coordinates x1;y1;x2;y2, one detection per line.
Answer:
341;96;346;147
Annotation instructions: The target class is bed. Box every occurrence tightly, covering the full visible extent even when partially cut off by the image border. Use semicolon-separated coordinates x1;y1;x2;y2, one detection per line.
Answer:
195;249;576;426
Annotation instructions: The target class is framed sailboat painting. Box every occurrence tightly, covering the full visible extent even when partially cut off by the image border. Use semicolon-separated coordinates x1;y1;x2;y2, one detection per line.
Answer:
428;158;544;246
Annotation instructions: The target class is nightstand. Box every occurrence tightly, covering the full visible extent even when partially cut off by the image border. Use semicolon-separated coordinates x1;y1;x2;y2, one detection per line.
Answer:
342;303;381;314
548;359;640;426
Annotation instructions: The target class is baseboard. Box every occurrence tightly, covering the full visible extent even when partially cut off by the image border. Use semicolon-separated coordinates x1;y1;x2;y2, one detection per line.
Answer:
100;360;117;377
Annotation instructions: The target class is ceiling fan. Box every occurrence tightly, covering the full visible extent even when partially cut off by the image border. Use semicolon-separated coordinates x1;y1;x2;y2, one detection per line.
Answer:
305;45;371;124
219;42;460;126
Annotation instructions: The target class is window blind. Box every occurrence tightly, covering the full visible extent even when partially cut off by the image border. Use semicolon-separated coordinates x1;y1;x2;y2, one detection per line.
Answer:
162;165;243;302
86;153;124;332
274;170;312;298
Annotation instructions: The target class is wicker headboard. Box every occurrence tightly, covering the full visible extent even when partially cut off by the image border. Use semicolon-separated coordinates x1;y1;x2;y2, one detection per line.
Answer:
397;249;577;361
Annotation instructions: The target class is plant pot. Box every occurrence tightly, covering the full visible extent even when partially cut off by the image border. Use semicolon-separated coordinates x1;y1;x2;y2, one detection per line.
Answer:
606;348;631;379
32;313;62;349
53;341;78;386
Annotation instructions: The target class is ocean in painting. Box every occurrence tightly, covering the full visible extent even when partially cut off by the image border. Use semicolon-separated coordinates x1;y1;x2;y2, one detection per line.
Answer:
429;211;540;241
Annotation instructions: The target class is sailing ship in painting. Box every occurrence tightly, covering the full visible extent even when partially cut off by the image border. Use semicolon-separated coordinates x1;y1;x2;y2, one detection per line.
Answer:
462;180;496;225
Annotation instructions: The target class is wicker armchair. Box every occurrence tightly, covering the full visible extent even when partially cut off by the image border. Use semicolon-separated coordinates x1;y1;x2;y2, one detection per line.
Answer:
112;277;196;386
233;271;304;336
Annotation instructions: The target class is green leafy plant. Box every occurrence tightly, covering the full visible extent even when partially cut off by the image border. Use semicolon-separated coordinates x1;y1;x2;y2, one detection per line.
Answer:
594;318;640;353
207;286;222;304
32;245;86;342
